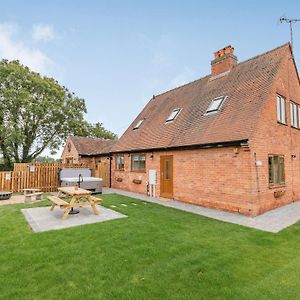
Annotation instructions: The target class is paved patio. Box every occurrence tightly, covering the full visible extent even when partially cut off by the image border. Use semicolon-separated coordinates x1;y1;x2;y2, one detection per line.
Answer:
103;188;300;233
22;205;127;232
0;194;25;206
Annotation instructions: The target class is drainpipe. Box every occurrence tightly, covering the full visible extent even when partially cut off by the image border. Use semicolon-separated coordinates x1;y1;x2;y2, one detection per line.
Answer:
254;152;261;214
109;153;112;188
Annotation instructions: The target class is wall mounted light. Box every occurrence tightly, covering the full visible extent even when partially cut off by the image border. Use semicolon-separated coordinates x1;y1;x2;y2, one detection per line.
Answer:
255;160;263;167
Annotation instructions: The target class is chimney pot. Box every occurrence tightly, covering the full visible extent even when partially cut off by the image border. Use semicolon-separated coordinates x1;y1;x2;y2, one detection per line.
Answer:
211;45;237;77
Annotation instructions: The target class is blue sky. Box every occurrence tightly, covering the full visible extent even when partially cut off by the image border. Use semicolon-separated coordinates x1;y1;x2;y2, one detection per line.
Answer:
1;0;300;156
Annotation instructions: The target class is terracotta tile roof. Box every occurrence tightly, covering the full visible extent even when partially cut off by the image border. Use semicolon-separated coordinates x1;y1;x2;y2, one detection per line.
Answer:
70;136;116;155
112;43;291;153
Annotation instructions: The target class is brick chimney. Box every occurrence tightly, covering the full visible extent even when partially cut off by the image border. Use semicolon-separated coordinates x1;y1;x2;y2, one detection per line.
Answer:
211;45;237;77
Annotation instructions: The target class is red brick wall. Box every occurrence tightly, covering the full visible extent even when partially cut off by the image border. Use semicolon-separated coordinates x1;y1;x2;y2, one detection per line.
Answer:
112;147;254;215
61;138;80;163
249;51;300;215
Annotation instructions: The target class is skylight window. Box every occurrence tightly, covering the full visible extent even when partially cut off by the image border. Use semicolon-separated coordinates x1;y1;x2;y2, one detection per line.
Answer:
206;96;226;113
166;108;181;122
133;119;144;130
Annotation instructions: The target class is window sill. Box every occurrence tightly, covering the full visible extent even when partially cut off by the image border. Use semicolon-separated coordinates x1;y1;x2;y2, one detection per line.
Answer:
130;170;146;173
277;121;288;126
268;184;286;189
291;125;300;130
115;169;125;172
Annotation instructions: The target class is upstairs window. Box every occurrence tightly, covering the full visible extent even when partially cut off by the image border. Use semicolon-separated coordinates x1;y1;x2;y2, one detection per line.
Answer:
290;101;300;128
115;155;124;171
166;108;181;122
133;119;144;130
206;96;226;113
268;155;285;186
277;95;286;124
131;154;146;171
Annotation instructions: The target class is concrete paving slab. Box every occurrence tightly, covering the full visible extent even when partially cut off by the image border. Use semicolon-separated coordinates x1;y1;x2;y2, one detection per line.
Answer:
21;205;127;233
103;188;300;233
0;195;25;206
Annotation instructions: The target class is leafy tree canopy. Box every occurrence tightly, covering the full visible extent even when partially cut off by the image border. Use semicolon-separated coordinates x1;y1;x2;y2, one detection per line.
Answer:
0;60;117;166
86;122;118;140
33;155;57;163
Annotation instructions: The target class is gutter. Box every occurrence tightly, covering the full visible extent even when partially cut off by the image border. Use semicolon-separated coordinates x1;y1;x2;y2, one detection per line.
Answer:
79;152;110;157
109;139;249;154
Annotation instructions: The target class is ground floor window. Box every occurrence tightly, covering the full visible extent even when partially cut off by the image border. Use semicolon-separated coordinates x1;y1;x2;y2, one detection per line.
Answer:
268;155;285;186
65;158;73;164
115;155;125;170
131;154;146;171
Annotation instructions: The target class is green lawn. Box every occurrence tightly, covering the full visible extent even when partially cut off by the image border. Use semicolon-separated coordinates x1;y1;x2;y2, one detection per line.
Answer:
1;194;300;299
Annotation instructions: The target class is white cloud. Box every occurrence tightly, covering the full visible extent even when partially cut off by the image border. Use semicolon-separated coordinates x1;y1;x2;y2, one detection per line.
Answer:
32;24;55;42
0;22;58;75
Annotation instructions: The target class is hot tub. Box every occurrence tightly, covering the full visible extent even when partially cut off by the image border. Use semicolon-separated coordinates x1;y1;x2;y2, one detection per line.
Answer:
59;168;102;194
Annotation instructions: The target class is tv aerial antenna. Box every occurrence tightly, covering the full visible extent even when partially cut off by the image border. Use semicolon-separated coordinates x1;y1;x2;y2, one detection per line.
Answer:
279;16;300;51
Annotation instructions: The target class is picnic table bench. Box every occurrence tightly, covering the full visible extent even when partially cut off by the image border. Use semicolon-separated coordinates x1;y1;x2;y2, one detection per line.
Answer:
47;187;102;220
24;188;43;203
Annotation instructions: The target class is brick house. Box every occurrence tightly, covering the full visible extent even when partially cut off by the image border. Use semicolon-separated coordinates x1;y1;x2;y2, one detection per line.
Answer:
110;43;300;216
61;136;115;164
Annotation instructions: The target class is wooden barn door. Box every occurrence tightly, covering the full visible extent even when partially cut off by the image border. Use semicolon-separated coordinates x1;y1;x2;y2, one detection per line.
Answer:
96;162;110;187
160;155;173;198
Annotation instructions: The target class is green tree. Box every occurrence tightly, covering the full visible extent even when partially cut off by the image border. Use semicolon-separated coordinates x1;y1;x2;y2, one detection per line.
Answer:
0;60;115;167
34;155;56;163
87;122;118;140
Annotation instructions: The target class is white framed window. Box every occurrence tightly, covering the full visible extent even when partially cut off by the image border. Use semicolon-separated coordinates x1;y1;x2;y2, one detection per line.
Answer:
206;96;226;113
133;119;144;130
277;95;286;124
115;155;125;170
166;108;181;122
268;155;285;186
131;154;146;171
290;102;299;128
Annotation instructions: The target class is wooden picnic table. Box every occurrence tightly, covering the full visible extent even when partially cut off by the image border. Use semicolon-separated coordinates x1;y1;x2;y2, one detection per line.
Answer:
48;186;101;220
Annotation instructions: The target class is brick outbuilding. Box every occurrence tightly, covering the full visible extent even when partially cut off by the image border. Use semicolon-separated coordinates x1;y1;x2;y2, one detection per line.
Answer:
110;43;300;216
61;136;115;164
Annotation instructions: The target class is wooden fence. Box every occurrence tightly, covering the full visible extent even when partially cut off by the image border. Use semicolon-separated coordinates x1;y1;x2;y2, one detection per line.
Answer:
0;163;95;192
13;163;94;172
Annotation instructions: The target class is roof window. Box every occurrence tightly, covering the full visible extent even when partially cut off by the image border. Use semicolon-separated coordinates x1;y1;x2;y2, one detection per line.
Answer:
206;96;227;113
166;108;181;122
133;119;144;130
